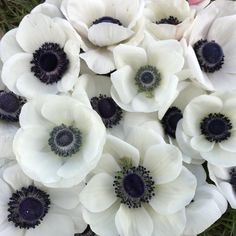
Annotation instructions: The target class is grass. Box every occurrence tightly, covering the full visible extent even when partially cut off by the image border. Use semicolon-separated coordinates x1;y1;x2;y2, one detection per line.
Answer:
0;0;236;235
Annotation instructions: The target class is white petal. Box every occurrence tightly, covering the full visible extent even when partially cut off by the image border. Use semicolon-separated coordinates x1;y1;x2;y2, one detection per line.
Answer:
113;44;147;70
0;222;24;236
182;95;223;136
201;144;236;167
219;182;236;209
31;3;63;18
149;207;186;236
143;144;182;184
190;135;215;152
219;131;236;152
126;127;164;158
0;179;12;206
0;28;23;62
80;173;117;213
16;13;66;53
83;203;120;236
115;205;153;236
88;23;133;47
3;164;32;191
16;72;58;99
80;48;115;74
111;66;137;104
1;53;32;95
25;213;74;236
150;167;197;215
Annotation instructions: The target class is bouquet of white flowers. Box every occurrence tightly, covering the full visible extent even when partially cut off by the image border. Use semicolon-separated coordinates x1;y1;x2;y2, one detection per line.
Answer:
0;0;236;235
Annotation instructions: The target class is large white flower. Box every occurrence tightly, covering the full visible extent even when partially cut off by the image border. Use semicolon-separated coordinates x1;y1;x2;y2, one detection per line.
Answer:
183;164;227;235
177;91;236;167
13;95;106;188
0;162;87;236
61;0;145;74
145;0;195;40
80;128;197;236
111;38;184;115
209;163;236;209
0;13;81;99
186;0;236;91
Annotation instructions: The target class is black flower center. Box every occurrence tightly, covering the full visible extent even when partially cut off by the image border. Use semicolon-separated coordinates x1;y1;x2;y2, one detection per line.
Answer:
200;113;232;142
90;95;123;128
162;107;183;138
113;165;155;208
92;16;122;26
8;185;50;229
75;225;96;236
0;90;25;122
48;124;82;157
31;42;69;84
135;65;161;97
156;16;181;25
193;39;224;73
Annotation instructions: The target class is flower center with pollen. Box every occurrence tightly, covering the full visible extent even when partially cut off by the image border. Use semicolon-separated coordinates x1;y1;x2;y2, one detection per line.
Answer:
193;39;224;73
113;165;155;208
162;107;183;138
135;65;161;97
0;90;25;122
31;42;69;84
90;94;123;128
8;185;50;229
92;16;122;26
156;16;181;25
200;113;232;142
48;124;82;157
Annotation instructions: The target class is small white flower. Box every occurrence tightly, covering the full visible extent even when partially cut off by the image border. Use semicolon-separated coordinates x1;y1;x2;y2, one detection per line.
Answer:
0;162;87;236
209;163;236;209
183;164;227;235
0;13;81;99
61;0;145;74
80;128;196;236
177;91;236;167
111;37;184;115
13;95;106;188
145;0;195;40
186;0;236;91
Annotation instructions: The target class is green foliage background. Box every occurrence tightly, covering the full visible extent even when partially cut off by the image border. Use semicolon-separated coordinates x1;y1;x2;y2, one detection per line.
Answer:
1;0;236;235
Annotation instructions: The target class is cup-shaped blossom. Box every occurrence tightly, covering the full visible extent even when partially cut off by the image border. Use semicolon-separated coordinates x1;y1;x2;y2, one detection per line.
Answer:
0;162;87;236
0;13;81;99
80;128;196;236
177;91;236;167
13;95;106;188
111;38;184;116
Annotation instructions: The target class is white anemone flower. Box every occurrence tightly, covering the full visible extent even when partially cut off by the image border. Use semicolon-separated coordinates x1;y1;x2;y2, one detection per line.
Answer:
183;164;227;236
177;91;236;167
145;0;195;40
80;128;197;236
61;0;145;74
0;162;87;236
13;95;106;188
209;163;236;209
0;13;81;99
186;0;236;91
111;38;184;115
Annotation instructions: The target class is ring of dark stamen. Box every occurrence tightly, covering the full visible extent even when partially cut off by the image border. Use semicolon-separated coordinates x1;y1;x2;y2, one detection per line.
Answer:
0;90;26;122
113;165;155;208
161;107;183;138
135;65;161;97
90;94;123;128
92;16;122;26
31;42;69;84
8;185;50;229
200;113;232;143
156;16;181;25
48;124;82;157
75;225;96;236
193;39;224;73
